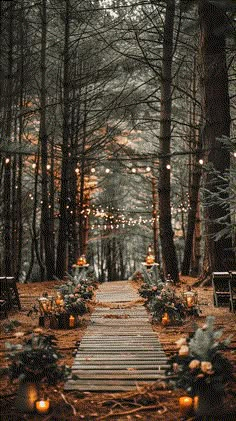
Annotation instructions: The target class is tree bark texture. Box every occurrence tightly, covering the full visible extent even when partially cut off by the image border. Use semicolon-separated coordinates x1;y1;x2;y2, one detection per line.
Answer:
158;0;179;282
40;0;55;280
199;0;235;273
56;0;71;278
3;2;14;275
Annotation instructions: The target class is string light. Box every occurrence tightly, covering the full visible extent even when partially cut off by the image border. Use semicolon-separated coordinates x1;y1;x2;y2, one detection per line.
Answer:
166;164;171;170
5;158;10;164
199;159;204;165
233;152;236;158
91;168;96;173
46;164;51;170
105;168;110;173
32;163;36;169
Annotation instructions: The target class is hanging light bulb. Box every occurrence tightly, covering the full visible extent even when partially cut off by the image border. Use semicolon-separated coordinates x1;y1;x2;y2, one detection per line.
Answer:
199;159;204;165
46;164;51;170
5;157;10;164
166;164;171;170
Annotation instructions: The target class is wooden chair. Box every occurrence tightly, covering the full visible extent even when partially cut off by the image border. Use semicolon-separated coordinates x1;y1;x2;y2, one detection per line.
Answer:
229;271;236;312
212;272;231;307
0;299;7;318
0;276;21;310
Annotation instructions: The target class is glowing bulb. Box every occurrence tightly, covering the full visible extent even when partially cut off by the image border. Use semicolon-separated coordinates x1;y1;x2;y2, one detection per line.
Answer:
146;166;151;172
105;168;110;173
166;164;171;170
75;168;79;174
233;152;236;158
5;158;10;164
199;159;204;165
91;168;96;173
46;164;51;170
32;163;36;169
131;168;136;173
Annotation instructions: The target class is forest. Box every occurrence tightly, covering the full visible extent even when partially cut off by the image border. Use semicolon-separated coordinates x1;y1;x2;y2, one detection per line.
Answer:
0;0;235;283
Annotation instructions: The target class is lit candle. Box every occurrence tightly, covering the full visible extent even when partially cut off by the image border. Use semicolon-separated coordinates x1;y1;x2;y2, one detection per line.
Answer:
179;396;193;417
69;315;75;328
186;295;194;308
161;312;169;326
35;399;50;415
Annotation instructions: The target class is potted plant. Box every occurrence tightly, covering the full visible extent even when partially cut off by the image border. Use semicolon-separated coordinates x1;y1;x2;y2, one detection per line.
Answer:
3;331;71;412
166;316;235;416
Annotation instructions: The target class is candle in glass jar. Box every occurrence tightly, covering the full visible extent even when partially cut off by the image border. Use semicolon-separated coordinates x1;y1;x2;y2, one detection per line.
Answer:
161;312;169;326
186;295;194;307
179;396;193;416
35;399;50;415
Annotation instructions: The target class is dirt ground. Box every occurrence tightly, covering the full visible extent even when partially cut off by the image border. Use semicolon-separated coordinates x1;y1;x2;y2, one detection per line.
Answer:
0;276;235;420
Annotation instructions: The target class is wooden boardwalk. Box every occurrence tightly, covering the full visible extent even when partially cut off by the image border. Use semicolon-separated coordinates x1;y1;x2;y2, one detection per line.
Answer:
64;281;168;392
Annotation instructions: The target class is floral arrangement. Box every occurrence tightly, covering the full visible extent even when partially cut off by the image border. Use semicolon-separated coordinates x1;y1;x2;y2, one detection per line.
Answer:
63;294;87;317
147;285;187;324
166;316;234;397
54;277;95;317
139;280;194;324
3;331;71;384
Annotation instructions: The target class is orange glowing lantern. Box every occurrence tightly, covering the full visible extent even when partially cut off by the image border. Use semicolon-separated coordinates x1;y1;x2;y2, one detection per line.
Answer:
77;255;87;266
145;245;155;265
184;288;197;308
161;312;170;326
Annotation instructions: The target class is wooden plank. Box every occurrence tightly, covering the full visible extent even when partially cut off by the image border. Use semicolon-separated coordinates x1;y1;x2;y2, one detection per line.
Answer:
72;361;170;370
64;384;150;391
79;346;164;350
71;373;166;380
65;379;161;386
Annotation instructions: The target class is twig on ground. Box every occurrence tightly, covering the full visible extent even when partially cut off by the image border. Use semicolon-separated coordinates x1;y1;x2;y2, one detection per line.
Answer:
60;392;77;416
99;404;165;419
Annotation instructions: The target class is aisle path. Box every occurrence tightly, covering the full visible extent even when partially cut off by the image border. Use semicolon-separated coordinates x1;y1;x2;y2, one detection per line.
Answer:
64;281;168;392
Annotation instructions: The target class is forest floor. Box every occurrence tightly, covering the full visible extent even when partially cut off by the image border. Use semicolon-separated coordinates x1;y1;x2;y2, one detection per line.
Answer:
0;276;235;421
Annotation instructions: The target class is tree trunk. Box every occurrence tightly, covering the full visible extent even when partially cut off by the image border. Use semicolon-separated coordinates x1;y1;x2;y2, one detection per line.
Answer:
158;0;179;283
3;2;14;275
15;1;25;282
199;0;235;275
39;0;55;280
56;0;71;278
